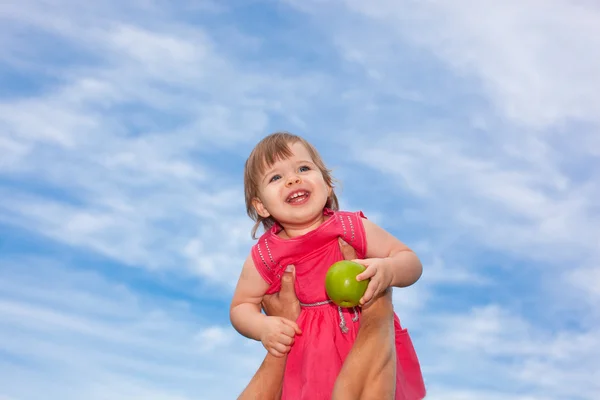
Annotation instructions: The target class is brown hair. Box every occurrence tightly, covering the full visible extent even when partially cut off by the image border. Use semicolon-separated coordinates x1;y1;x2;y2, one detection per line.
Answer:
244;132;339;239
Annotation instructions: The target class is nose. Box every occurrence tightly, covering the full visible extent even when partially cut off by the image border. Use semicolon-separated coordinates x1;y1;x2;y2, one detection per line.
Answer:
285;175;302;187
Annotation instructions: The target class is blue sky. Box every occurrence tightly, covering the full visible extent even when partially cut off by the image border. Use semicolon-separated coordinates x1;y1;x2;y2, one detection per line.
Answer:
1;1;599;399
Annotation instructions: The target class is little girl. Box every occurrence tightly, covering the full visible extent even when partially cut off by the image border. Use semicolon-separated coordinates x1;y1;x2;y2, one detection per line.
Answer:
230;132;426;400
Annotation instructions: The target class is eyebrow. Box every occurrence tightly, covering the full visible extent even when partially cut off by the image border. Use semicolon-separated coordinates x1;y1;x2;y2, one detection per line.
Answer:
296;160;315;166
261;165;282;183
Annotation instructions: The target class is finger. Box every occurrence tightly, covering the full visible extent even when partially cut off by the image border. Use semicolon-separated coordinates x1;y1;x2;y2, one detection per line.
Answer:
280;325;300;339
360;282;377;305
338;238;357;260
269;347;286;358
360;293;371;306
281;265;295;287
281;318;302;335
279;265;298;302
356;266;377;281
277;334;294;346
351;258;368;265
273;342;291;355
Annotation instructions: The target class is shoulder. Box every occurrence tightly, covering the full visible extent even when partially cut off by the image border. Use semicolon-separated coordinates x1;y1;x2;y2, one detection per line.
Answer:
251;228;273;246
251;229;277;262
250;229;284;282
330;209;369;257
332;209;368;222
250;226;280;256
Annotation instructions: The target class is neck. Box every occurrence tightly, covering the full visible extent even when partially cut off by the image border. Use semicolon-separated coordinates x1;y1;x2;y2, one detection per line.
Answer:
279;212;326;239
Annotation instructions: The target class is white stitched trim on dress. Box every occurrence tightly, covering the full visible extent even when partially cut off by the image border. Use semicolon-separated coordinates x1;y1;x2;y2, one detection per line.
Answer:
339;215;347;239
264;239;275;264
256;242;271;271
346;215;355;242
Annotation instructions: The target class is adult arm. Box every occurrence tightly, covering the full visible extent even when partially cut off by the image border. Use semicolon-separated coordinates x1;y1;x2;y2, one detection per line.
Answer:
332;288;396;400
230;255;300;357
237;343;289;400
237;264;300;400
238;239;397;400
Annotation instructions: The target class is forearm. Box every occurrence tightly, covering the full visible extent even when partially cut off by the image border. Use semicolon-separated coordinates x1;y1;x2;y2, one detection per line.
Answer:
230;303;266;341
238;353;287;400
332;289;396;400
387;250;422;287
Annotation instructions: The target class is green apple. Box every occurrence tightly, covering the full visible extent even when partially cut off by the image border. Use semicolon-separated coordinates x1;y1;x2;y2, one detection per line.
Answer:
325;260;369;308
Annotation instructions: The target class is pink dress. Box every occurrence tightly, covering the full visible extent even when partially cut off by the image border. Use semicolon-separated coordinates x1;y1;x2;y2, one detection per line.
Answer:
252;209;426;400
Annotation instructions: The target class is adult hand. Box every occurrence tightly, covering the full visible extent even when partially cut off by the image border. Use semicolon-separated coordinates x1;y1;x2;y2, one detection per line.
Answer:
338;237;358;261
262;265;301;321
261;238;357;319
239;237;372;400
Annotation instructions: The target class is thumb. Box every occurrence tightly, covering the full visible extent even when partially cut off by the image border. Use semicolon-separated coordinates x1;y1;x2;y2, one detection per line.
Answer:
280;265;296;292
279;265;298;303
338;237;357;260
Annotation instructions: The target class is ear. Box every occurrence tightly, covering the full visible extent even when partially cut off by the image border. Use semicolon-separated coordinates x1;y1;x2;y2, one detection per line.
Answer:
252;197;270;218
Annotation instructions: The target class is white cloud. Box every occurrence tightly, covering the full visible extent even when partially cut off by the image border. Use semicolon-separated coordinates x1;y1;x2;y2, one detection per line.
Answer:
0;0;327;286
346;133;599;265
295;0;600;130
0;257;264;400
397;0;600;130
194;326;235;352
566;266;600;304
279;2;600;399
2;0;599;399
425;388;541;400
280;0;600;282
419;304;600;399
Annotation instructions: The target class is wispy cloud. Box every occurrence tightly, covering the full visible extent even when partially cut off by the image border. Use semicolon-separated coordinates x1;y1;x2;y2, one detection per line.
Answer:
0;0;328;284
420;304;600;399
284;1;600;398
0;256;263;399
1;0;599;399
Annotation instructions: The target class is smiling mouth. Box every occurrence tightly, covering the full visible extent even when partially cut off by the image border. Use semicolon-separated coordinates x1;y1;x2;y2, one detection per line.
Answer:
286;190;310;203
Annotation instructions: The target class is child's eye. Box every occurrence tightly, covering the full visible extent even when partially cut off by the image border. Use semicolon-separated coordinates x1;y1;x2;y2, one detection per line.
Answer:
299;165;310;172
269;174;281;182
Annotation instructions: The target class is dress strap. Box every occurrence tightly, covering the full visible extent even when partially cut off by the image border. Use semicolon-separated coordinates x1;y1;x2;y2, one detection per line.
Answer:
335;210;368;259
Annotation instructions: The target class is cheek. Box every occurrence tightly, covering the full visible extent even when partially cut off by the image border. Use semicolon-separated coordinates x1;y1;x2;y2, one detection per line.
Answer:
321;179;332;194
263;185;281;201
320;181;331;195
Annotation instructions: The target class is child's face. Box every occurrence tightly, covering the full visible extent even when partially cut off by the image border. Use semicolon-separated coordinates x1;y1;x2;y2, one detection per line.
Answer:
252;141;332;229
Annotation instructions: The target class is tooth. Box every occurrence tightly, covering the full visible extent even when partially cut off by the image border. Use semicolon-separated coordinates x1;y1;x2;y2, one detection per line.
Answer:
288;191;306;201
